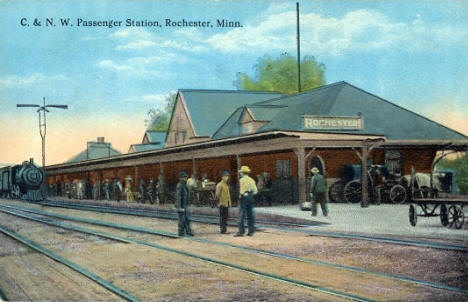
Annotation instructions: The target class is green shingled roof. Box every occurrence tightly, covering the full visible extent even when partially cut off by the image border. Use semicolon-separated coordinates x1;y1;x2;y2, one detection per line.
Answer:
130;143;164;153
144;131;167;146
178;89;283;137
66;142;121;163
213;81;467;141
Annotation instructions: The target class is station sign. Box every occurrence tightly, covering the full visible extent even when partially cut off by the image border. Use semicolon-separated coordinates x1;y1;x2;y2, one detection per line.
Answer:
303;115;364;130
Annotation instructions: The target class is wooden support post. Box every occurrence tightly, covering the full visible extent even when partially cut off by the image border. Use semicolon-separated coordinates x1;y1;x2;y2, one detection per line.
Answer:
134;166;139;188
236;154;241;207
159;161;164;175
192;158;198;177
360;146;369;208
294;148;307;206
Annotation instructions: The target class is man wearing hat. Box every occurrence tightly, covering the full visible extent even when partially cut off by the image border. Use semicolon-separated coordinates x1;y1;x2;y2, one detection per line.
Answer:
216;170;232;234
309;167;328;216
235;166;258;236
176;170;194;236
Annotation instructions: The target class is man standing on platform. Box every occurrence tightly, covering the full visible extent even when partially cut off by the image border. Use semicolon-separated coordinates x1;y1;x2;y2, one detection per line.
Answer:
216;171;232;234
309;167;328;216
176;171;194;237
235;166;258;237
157;175;166;204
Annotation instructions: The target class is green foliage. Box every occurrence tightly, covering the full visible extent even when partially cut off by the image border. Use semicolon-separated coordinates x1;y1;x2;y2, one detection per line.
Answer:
145;92;177;131
236;53;326;94
437;152;468;194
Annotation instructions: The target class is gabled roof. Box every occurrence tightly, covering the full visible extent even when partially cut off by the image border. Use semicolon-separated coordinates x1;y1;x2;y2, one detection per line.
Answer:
66;142;121;163
174;89;284;137
143;130;167;145
213;81;467;141
129;143;164;153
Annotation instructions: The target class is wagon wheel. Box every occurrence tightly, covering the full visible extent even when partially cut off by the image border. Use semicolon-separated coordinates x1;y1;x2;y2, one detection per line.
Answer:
440;204;449;226
209;191;217;208
448;205;464;229
389;184;407;204
328;180;345;203
455;207;464;229
409;204;417;226
343;180;361;204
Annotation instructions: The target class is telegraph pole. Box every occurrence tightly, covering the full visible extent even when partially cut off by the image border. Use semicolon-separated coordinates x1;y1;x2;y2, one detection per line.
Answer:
17;97;68;167
296;2;301;93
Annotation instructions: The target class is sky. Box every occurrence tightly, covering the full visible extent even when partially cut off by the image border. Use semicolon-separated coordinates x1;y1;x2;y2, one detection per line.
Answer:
0;0;467;166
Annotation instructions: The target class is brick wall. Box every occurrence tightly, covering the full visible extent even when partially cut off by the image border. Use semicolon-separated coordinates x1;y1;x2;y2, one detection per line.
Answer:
403;149;436;174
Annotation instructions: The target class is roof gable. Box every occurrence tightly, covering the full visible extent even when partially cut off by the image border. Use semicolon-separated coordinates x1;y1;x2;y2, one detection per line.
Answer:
67;143;121;163
143;131;167;144
129;143;164;153
178;89;283;137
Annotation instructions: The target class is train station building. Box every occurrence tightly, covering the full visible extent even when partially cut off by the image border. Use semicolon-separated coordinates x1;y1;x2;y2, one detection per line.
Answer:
46;81;468;206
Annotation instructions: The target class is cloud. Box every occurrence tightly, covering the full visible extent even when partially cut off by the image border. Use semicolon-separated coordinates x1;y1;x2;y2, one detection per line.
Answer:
98;59;133;71
116;39;157;50
97;52;183;77
110;27;207;52
0;73;68;88
110;27;153;40
206;8;467;56
126;91;176;106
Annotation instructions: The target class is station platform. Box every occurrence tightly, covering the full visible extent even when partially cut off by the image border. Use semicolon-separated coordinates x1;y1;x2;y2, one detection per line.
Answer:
256;204;468;242
37;197;468;242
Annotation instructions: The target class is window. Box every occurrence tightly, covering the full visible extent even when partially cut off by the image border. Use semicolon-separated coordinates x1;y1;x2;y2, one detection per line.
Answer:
385;150;403;175
276;159;291;179
182;131;187;142
175;132;179;144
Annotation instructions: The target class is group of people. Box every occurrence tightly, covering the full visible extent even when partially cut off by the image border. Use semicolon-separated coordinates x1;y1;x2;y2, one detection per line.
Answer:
175;165;258;237
51;165;329;237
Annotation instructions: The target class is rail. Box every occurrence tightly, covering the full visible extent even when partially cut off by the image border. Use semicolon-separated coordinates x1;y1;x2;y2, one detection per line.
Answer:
2;203;467;295
0;225;139;302
0;205;374;302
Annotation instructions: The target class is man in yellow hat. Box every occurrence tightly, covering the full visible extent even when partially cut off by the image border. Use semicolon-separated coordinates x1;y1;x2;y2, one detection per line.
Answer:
309;167;328;216
235;165;258;236
216;170;232;234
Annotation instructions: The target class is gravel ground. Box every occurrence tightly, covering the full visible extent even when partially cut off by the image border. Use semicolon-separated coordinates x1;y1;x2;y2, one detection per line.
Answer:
1;199;467;301
0;206;342;302
0;225;123;301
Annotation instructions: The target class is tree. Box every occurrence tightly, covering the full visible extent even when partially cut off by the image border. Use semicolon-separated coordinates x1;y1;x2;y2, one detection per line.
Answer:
145;92;177;131
236;53;326;94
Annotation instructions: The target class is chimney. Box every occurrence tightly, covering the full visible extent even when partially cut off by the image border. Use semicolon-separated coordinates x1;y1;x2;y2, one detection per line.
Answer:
97;137;105;143
29;158;34;164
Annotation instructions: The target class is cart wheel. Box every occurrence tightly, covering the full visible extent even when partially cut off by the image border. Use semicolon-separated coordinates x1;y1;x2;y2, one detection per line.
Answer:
454;206;464;229
209;191;216;208
328;180;345;203
440;204;449;226
389;184;407;204
448;205;462;228
343;180;362;204
409;204;417;226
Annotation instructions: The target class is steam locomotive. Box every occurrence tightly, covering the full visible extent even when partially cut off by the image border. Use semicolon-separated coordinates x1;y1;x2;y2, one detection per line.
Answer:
0;159;45;201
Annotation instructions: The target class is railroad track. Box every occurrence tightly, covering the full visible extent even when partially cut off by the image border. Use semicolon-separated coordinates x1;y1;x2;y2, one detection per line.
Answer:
42;199;319;227
26;199;468;252
1;203;467;297
0;224;139;301
0;204;378;302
